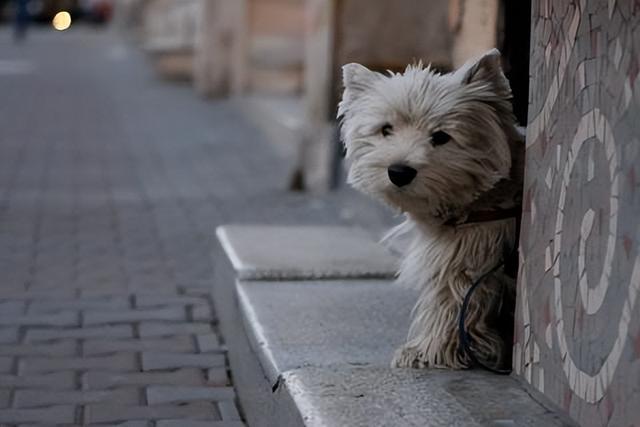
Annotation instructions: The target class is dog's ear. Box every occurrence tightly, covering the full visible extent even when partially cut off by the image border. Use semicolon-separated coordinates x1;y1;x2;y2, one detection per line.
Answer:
342;63;378;93
338;63;378;118
454;49;511;96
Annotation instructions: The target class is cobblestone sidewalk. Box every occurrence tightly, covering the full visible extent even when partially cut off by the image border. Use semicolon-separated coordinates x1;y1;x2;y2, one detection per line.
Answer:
0;28;255;426
0;27;394;426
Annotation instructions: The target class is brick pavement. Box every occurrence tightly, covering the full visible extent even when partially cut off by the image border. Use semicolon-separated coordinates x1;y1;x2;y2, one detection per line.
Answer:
0;27;393;426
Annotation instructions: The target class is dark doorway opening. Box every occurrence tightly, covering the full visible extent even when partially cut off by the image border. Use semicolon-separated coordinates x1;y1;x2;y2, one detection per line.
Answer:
499;0;532;126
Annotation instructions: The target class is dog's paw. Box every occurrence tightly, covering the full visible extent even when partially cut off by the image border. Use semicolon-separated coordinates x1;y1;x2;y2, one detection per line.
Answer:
392;346;429;369
391;345;468;369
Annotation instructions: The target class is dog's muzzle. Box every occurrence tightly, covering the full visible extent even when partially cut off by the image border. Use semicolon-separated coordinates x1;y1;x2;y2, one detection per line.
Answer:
387;164;417;187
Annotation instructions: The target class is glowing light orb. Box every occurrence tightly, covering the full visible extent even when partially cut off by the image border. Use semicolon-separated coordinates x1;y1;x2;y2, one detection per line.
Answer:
52;11;72;31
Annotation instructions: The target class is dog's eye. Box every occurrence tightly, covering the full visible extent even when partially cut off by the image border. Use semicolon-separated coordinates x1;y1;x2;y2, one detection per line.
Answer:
431;131;451;146
380;123;393;137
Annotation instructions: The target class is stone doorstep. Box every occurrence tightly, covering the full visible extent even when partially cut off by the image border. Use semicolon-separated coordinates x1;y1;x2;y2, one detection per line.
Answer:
215;225;575;426
216;225;398;281
279;366;574;427
236;279;416;384
235;278;575;427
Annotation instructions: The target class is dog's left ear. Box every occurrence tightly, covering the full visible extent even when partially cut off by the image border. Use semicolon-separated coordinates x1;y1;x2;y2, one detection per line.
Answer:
455;49;511;96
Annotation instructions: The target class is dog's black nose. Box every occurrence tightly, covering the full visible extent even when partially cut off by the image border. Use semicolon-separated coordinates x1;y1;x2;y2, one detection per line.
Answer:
387;164;417;187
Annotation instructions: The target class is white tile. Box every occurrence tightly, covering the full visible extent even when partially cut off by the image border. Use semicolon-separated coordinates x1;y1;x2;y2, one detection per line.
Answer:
545;323;553;349
545;168;553;189
613;38;622;68
545;245;553;272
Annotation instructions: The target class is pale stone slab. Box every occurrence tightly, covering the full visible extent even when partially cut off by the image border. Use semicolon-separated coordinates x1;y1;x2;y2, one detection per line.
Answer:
237;279;417;383
280;366;575;427
216;225;397;280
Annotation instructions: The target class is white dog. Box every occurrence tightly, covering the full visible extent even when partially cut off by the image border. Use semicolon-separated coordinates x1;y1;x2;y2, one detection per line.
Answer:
338;49;524;369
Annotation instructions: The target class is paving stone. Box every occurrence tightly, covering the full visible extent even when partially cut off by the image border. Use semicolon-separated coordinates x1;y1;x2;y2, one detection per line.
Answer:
17;424;81;427
83;368;206;389
0;340;76;357
0;357;13;373
14;387;140;408
83;335;194;356
83;307;187;326
80;288;132;298
207;368;229;386
218;401;242;421
134;294;208;308
141;353;226;371
196;334;223;353
0;301;26;315
138;322;212;338
85;423;149;427
0;312;78;327
25;325;134;342
0;406;76;424
0;328;19;344
20;352;138;374
191;305;212;322
0;389;10;409
180;287;211;297
0;371;76;389
0;290;76;300
28;296;130;313
84;403;218;424
16;424;144;427
146;386;235;405
156;421;244;427
90;422;149;427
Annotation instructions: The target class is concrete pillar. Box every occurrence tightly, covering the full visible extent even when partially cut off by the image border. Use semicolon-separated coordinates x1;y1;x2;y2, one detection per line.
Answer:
139;0;200;80
295;0;452;191
449;0;500;67
515;1;640;426
230;0;305;96
193;0;244;97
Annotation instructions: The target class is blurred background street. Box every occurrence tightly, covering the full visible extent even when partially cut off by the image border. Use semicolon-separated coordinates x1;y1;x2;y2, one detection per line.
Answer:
0;0;526;423
0;15;392;424
3;0;635;426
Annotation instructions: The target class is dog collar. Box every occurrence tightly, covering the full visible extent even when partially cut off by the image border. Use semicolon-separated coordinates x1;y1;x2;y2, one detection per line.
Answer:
443;206;521;227
445;204;522;280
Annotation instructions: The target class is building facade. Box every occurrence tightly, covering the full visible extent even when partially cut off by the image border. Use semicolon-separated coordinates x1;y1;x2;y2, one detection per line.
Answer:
514;1;640;426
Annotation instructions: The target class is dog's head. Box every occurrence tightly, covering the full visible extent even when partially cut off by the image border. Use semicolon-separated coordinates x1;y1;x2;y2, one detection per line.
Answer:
338;49;517;223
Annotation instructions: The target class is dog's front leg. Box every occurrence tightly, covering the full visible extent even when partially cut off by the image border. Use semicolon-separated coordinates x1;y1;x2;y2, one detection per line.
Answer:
392;272;506;369
391;275;467;369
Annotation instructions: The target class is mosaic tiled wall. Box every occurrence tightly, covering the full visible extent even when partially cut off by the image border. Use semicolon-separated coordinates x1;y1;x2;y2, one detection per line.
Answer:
514;1;640;426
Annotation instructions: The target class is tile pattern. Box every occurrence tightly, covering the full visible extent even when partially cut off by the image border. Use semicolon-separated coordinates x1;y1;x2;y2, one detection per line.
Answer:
0;28;393;426
515;1;640;426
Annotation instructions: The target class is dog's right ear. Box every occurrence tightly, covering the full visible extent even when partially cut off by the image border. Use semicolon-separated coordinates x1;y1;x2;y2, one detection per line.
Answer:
342;63;377;92
338;63;378;118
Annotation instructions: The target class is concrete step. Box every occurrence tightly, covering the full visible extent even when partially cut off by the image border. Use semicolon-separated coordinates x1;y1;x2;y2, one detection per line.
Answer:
280;366;569;427
216;225;397;281
237;279;416;384
213;225;575;427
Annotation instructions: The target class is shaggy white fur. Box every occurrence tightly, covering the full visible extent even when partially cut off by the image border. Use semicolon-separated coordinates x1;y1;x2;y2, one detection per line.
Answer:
338;49;523;369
